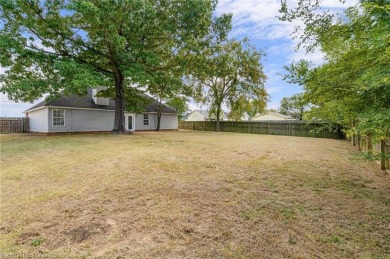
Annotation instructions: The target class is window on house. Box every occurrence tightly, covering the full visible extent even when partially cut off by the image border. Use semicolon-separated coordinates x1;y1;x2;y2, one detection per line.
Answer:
143;114;149;125
52;109;65;126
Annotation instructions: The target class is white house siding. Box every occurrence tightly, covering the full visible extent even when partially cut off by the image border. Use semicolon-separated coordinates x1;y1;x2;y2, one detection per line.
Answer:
47;108;115;132
29;108;176;133
135;113;157;130
68;109;114;132
27;108;48;132
160;114;178;129
134;113;178;131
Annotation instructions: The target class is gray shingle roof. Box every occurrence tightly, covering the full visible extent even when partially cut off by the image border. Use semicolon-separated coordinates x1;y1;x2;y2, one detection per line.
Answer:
25;92;177;114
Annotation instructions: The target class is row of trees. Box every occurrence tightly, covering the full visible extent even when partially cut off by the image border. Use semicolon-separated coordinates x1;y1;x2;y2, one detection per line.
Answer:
0;0;268;133
278;0;390;142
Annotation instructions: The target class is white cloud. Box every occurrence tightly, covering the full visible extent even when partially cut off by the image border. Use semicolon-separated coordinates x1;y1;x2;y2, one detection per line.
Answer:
266;86;282;94
216;0;295;40
288;47;325;65
216;0;358;63
321;0;358;9
267;101;280;110
264;67;282;83
266;42;291;57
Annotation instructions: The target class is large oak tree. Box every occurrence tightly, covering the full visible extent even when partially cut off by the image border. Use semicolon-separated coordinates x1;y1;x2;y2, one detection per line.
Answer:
0;0;229;134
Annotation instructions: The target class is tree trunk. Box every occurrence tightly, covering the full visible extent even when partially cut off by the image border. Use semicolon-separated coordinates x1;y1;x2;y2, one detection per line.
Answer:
156;103;162;131
299;107;304;120
216;105;221;132
112;71;126;134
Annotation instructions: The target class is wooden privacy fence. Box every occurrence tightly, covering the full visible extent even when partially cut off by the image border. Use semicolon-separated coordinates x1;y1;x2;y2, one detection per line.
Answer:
0;117;29;133
179;121;344;139
352;135;390;171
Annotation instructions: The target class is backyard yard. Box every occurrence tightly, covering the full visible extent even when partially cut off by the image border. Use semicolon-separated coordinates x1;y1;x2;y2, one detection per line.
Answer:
1;131;389;258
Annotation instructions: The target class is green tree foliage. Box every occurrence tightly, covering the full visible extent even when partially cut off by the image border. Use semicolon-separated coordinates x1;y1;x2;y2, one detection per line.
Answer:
0;0;229;134
146;71;186;131
166;96;188;120
190;39;268;131
279;93;307;120
279;0;390;141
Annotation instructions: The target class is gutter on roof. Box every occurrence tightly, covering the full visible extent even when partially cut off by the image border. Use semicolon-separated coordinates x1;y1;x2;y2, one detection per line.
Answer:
23;106;46;113
25;105;177;114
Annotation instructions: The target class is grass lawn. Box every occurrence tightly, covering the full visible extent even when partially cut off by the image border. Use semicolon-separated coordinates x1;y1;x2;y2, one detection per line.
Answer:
1;131;389;258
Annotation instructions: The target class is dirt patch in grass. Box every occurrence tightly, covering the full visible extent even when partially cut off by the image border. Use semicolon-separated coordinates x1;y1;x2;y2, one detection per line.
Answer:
1;131;389;258
15;232;41;245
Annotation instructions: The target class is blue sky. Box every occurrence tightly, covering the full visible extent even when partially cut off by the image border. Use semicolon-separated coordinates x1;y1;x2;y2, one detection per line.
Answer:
0;0;356;117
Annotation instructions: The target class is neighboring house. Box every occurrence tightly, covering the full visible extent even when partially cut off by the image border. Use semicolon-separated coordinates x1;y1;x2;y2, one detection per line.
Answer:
227;111;250;121
183;110;228;121
251;111;296;121
183;110;208;121
24;88;178;133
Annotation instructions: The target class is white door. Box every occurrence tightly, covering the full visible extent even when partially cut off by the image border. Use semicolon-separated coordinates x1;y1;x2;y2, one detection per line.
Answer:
125;113;135;132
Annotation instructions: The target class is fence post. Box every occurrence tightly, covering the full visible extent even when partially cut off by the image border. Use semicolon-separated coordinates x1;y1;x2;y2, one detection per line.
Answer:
203;121;206;131
288;122;291;136
380;140;386;170
352;120;357;146
20;118;23;133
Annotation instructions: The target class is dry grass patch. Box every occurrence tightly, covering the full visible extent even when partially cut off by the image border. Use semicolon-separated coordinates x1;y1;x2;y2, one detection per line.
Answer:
1;131;389;258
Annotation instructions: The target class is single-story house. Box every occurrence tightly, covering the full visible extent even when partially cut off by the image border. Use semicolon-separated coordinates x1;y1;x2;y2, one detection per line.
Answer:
24;88;178;133
251;111;296;121
183;110;228;121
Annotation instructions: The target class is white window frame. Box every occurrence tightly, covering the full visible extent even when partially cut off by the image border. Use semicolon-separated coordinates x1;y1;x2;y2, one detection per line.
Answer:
52;109;65;127
143;113;149;126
